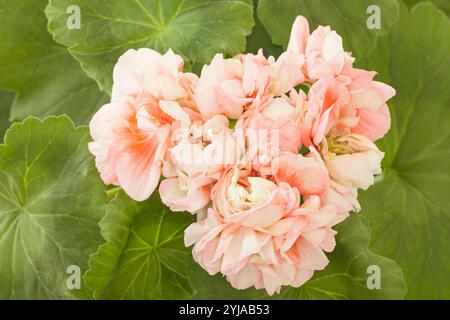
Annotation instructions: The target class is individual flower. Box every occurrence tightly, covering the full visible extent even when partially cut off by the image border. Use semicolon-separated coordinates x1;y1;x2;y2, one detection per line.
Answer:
296;76;349;149
287;15;354;81
322;133;384;190
185;168;337;295
89;48;199;201
271;147;329;196
195;50;304;120
300;73;394;149
111;48;199;109
237;90;307;174
325;180;360;221
160;115;244;213
314;133;384;220
339;66;395;141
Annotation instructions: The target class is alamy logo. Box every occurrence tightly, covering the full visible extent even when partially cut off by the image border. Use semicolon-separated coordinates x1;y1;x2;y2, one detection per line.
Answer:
366;265;381;289
66;265;81;290
366;5;382;30
66;5;81;30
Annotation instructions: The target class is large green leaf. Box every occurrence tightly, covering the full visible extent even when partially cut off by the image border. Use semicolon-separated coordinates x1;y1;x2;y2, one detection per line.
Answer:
0;116;107;299
0;0;108;125
188;215;406;299
0;90;15;138
46;0;255;93
358;3;450;299
257;0;399;59
85;191;195;299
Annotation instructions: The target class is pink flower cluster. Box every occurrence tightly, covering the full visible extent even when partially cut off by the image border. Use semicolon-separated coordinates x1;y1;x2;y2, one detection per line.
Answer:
89;16;394;295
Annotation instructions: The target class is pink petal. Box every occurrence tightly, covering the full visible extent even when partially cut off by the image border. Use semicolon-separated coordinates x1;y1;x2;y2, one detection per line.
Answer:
287;16;310;54
297;238;329;270
116;152;162;201
353;104;391;141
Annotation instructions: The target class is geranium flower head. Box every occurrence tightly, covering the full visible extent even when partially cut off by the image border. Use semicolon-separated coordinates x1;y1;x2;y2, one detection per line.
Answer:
88;14;395;296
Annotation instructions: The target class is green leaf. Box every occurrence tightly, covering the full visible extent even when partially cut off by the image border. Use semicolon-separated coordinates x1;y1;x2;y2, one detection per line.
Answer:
188;262;268;299
288;215;406;299
0;116;107;299
246;0;283;58
46;0;255;93
0;0;108;125
188;215;406;299
257;0;399;59
85;191;195;299
357;3;450;299
0;90;15;138
404;0;450;17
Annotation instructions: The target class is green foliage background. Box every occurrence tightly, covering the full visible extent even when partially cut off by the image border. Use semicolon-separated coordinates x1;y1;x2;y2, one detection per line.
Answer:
0;0;448;299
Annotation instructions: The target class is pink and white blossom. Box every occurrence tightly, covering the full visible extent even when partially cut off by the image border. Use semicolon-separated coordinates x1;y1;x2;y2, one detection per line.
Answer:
89;48;198;201
287;15;354;81
195;50;304;119
185;169;338;295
